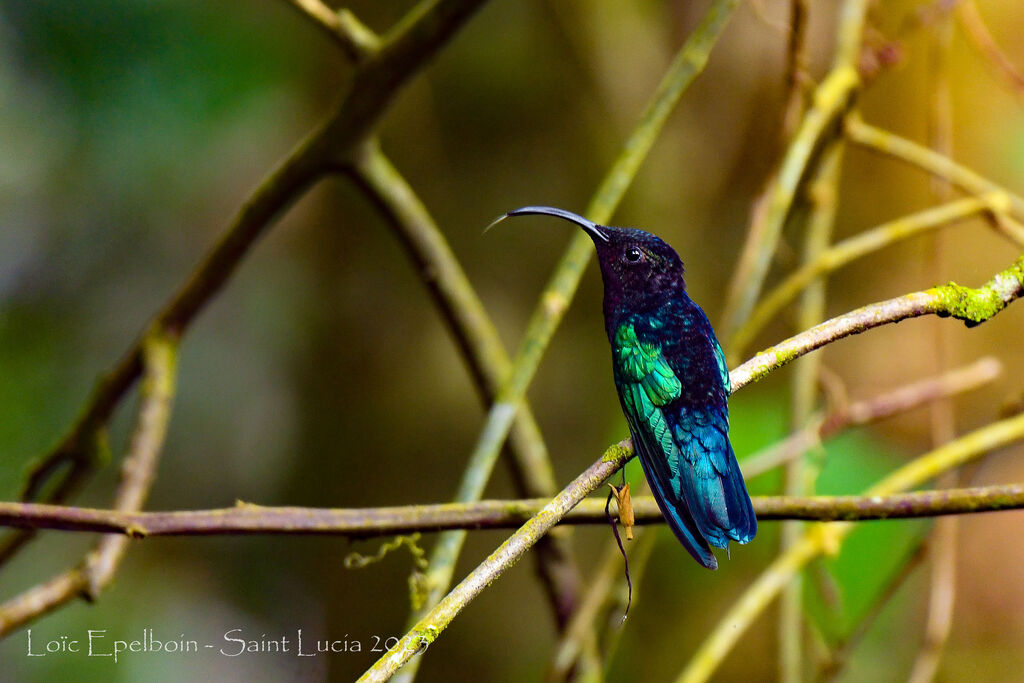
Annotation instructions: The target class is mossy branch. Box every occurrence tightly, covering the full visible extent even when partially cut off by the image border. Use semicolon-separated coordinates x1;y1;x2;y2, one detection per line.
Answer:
345;137;582;629
396;3;743;675
1;484;1024;538
360;247;1023;680
730;193;1008;360
730;252;1024;392
3;0;490;565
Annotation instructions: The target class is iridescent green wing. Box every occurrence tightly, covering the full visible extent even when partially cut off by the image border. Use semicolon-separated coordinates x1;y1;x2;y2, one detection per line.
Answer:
613;321;717;569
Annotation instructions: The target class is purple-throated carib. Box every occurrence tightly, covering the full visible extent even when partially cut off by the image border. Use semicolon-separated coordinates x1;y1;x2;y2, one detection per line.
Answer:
496;206;756;569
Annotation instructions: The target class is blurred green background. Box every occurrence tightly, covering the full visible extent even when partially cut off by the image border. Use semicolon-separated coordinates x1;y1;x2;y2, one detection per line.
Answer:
2;0;1024;680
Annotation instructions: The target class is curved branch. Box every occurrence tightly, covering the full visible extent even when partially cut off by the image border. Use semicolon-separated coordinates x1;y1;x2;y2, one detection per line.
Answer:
730;252;1024;392
731;194;1004;357
398;2;744;672
345;138;581;628
676;410;1024;683
957;0;1024;97
6;0;491;563
0;333;178;636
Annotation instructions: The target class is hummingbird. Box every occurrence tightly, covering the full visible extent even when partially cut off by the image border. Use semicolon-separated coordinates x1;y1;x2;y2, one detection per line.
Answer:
495;206;756;569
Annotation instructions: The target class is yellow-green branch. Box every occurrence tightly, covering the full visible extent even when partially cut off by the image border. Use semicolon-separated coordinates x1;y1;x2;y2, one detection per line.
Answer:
397;4;743;677
676;410;1024;683
846;115;1024;219
0;333;179;636
345;138;581;628
731;193;1006;358
730;252;1024;391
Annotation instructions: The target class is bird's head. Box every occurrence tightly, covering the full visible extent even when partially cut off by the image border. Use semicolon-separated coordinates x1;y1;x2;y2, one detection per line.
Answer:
492;206;686;321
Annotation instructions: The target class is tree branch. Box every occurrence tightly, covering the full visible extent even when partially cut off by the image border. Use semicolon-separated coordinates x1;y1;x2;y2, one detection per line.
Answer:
956;0;1024;97
283;0;381;60
357;442;632;683
742;357;1002;479
0;333;178;636
845;114;1024;219
781;138;845;683
676;409;1024;683
397;4;743;676
720;0;865;343
344;137;582;629
4;0;491;565
730;252;1024;392
2;485;1024;538
732;193;1007;357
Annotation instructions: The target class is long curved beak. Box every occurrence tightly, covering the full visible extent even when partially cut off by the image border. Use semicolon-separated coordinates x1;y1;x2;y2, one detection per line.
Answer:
486;206;610;242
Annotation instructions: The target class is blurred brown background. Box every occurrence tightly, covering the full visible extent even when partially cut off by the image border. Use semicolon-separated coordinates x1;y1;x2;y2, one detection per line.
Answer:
1;0;1023;680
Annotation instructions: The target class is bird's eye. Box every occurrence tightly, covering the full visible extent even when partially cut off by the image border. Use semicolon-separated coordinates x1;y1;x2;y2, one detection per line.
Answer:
625;247;643;262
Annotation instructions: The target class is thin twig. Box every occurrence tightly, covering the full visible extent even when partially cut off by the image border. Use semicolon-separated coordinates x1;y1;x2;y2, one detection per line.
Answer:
909;16;959;679
781;0;810;139
731;193;1006;357
547;522;658;681
721;0;867;343
956;0;1024;96
345;138;582;628
909;507;957;683
547;537;623;682
598;524;659;667
3;484;1024;539
676;410;1024;683
742;357;1003;479
815;541;929;682
0;333;178;636
845;115;1024;219
781;139;845;683
730;252;1024;392
396;3;743;676
284;0;381;60
546;478;654;680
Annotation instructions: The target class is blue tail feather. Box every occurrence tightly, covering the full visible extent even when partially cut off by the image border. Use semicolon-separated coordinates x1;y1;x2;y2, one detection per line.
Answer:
674;407;756;548
627;424;718;570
